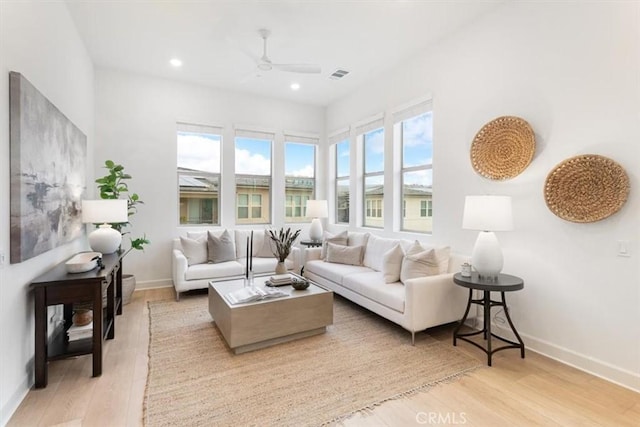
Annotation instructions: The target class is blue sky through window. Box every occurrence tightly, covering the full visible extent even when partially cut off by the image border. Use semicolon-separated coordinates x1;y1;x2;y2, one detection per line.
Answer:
177;131;221;173
364;128;384;173
336;139;350;177
402;112;433;168
285;142;315;177
235;137;271;175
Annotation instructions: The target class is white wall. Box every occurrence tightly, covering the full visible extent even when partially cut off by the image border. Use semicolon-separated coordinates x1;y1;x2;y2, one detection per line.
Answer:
0;2;94;424
94;69;325;287
326;2;640;390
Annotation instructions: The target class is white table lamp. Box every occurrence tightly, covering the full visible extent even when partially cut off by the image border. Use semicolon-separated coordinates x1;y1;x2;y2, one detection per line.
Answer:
306;200;328;241
462;195;513;280
82;199;128;254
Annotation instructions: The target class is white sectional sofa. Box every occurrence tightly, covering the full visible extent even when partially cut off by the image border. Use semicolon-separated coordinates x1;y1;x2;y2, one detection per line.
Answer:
172;229;300;300
303;231;467;343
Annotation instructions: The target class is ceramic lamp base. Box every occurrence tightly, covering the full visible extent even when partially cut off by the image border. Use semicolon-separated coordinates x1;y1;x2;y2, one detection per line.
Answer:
309;218;323;241
471;231;503;280
88;224;122;254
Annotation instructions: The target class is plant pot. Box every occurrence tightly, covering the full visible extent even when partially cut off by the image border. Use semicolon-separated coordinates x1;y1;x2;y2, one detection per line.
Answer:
275;261;287;275
122;274;136;305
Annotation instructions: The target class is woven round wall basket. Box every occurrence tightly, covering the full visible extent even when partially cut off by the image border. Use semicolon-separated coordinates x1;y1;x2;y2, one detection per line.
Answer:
544;154;630;223
470;116;535;180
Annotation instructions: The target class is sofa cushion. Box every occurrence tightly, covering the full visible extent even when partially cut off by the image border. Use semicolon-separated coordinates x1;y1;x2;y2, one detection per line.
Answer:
179;236;208;266
382;244;404;283
342;272;405;313
208;229;236;263
187;231;207;240
305;259;372;285
347;232;369;248
326;243;363;266
321;230;348;259
185;260;244;281
363;234;402;272
400;241;450;283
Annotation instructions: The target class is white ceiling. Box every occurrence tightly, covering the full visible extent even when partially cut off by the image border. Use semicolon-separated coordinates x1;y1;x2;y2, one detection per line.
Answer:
66;1;503;106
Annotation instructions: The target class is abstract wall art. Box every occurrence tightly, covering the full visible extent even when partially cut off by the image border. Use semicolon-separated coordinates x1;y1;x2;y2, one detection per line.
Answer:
9;71;86;263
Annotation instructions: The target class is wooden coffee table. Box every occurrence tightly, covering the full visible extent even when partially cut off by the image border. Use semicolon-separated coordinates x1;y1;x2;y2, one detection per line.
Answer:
208;276;333;354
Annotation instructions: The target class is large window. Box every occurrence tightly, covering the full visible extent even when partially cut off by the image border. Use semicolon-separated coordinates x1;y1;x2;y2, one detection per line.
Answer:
235;133;272;224
400;111;433;233
363;127;384;228
284;142;316;223
177;124;221;225
335;138;350;224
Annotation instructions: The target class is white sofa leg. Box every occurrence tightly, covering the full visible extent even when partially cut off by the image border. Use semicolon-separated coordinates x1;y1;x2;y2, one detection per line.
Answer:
175;290;180;302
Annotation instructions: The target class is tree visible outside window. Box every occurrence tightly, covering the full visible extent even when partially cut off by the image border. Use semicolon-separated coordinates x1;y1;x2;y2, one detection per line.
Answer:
363;127;384;228
400;111;433;233
177;125;221;225
335;139;350;224
284;142;315;223
235;137;271;224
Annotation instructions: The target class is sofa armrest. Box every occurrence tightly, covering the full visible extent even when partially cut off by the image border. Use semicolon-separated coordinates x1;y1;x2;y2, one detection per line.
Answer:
303;247;322;264
403;272;468;330
287;247;301;273
172;248;188;286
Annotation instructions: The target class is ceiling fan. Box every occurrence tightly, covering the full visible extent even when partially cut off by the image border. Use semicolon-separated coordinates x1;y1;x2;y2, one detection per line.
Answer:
250;29;321;75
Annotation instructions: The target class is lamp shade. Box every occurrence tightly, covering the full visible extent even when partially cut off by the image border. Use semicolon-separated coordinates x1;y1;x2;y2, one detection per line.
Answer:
82;199;128;224
306;200;328;218
462;195;513;231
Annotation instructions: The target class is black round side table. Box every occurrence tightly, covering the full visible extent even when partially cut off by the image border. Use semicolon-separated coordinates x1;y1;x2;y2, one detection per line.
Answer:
452;272;525;366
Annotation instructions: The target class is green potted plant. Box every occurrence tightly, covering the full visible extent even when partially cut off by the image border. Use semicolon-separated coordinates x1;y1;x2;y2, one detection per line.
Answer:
95;160;150;303
267;227;301;274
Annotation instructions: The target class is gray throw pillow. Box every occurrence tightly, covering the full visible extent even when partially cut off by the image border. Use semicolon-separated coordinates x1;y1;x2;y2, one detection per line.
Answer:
325;243;363;266
207;229;236;264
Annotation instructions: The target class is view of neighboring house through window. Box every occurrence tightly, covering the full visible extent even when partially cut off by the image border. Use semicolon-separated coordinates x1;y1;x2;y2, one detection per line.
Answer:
284;141;316;223
362;126;384;228
400;110;433;233
335;138;350;224
235;132;272;224
177;124;221;225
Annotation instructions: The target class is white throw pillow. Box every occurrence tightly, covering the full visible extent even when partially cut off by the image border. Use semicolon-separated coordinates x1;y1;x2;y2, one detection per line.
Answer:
363;234;402;272
325;243;363;266
179;236;208;266
321;230;348;259
382;244;404;283
258;230;276;258
207;229;236;264
400;241;450;283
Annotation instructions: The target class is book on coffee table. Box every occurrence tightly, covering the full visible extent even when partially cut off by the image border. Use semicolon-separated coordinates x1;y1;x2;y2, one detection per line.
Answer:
265;274;293;287
225;286;288;305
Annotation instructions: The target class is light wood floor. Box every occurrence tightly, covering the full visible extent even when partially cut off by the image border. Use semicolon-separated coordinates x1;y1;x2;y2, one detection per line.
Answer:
8;287;639;427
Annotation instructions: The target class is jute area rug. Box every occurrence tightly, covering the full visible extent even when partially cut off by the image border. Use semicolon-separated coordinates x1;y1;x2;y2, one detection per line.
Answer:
144;294;481;427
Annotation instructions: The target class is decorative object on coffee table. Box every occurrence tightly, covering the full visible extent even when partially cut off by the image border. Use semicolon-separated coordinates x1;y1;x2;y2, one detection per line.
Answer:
544;154;629;223
267;227;301;275
291;277;310;290
470;115;535;180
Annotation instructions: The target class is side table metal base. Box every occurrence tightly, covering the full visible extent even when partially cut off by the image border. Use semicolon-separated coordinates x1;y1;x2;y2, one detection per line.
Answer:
453;288;525;366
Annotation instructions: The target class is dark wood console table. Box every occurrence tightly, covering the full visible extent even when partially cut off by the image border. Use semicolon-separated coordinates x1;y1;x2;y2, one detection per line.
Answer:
30;252;123;388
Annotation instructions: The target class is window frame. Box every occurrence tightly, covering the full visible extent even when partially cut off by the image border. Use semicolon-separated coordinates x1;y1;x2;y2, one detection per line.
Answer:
362;127;384;228
334;138;350;225
284;141;317;223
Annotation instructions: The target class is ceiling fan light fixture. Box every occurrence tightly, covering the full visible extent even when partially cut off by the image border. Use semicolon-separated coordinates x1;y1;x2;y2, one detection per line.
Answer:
169;58;183;67
290;82;300;91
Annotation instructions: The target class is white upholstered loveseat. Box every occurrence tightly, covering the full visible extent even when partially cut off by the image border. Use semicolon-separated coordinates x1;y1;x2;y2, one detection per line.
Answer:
172;229;300;300
303;231;466;343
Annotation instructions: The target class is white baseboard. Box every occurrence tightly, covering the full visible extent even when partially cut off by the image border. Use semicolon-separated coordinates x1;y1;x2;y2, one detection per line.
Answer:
1;375;29;427
135;278;173;290
491;322;640;393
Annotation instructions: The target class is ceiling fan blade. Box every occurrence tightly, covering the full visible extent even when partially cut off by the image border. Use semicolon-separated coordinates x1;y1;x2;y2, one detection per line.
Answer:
272;63;321;74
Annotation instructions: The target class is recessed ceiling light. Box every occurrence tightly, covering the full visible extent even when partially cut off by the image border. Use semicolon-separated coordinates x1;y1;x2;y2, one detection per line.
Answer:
290;83;300;91
170;58;183;67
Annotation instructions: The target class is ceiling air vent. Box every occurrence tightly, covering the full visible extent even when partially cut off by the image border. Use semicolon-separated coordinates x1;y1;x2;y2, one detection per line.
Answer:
329;69;350;80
